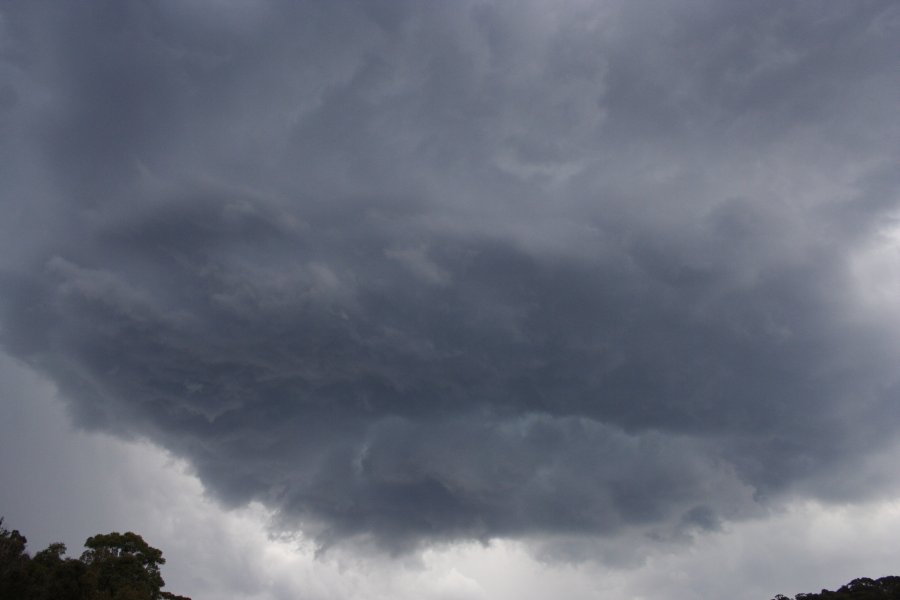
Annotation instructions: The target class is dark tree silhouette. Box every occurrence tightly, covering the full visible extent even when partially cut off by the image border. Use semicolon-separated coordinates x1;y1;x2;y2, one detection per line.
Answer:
0;519;190;600
0;518;31;599
81;532;167;599
773;576;900;600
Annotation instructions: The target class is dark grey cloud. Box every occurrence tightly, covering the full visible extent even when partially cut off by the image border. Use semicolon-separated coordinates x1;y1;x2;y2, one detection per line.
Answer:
2;0;899;551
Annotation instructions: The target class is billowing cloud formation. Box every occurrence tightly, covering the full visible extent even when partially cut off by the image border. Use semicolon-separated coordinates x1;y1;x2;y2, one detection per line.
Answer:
1;0;899;550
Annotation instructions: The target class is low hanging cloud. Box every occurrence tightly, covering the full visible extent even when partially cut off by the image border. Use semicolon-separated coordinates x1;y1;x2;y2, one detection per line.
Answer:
2;0;900;551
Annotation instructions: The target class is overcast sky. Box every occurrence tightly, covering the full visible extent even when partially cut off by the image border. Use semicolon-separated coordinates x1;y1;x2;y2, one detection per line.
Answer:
2;1;900;599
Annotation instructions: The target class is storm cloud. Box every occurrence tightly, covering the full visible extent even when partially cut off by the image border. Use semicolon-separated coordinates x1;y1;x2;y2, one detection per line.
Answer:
2;0;899;551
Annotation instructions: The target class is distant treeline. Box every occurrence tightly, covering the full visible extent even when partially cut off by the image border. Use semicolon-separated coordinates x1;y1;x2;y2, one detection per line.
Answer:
773;576;900;600
0;518;189;600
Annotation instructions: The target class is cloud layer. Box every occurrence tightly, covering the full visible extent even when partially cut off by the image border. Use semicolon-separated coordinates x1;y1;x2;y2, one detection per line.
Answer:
2;0;900;550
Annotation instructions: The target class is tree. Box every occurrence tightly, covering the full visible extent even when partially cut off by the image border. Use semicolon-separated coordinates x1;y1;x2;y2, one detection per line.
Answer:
0;518;31;599
81;532;167;599
772;575;900;599
0;519;190;600
29;542;87;600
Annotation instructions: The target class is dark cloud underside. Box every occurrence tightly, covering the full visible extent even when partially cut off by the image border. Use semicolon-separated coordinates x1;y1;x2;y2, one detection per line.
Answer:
2;0;899;549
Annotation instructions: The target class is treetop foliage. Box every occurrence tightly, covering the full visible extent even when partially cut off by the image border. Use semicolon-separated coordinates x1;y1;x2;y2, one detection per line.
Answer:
773;576;900;600
0;518;190;600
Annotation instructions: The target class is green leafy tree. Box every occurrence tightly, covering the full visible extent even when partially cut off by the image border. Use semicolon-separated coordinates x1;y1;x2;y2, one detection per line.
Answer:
772;576;900;599
0;518;31;599
0;520;190;600
29;542;88;600
81;532;167;600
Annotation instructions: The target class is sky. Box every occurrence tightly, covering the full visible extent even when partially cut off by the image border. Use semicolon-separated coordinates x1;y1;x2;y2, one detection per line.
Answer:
1;1;900;598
